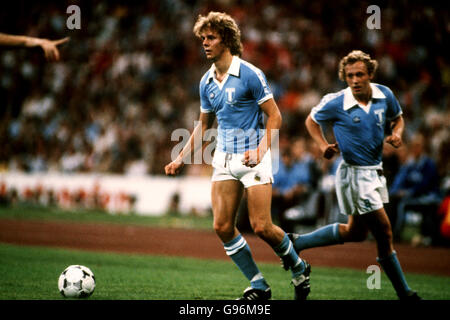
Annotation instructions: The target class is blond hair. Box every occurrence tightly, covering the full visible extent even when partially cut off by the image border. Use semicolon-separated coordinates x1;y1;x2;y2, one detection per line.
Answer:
338;50;378;80
193;11;243;57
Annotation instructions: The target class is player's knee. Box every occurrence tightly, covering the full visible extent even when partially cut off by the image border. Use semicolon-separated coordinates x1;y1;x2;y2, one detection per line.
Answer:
352;230;369;242
251;221;272;240
376;226;393;243
369;218;394;244
213;220;234;239
341;225;368;242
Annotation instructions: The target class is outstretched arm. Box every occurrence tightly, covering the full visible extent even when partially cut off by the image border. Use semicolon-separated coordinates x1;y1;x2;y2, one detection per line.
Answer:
0;33;69;62
305;115;339;159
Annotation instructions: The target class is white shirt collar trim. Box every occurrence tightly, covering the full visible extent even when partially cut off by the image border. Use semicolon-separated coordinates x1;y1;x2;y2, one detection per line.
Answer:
343;83;386;110
207;56;240;82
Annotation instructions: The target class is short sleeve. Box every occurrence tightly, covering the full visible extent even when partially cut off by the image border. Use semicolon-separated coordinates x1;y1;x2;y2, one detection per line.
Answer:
199;81;213;113
385;88;402;120
310;94;338;124
248;68;273;105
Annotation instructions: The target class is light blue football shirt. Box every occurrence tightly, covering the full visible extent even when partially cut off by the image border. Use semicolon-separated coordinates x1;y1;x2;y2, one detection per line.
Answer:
199;56;273;154
310;83;402;166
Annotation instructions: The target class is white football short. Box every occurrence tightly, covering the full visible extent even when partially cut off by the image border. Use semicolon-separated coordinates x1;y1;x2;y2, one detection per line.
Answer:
211;149;274;188
335;160;389;215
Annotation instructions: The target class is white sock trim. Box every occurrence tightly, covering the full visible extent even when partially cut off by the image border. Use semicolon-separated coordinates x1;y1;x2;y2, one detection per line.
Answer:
250;272;263;282
224;237;247;256
294;257;302;267
276;238;292;257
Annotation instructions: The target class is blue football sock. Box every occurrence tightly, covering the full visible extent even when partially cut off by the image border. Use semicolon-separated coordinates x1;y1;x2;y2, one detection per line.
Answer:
273;233;305;277
293;223;342;252
224;234;269;290
377;251;411;297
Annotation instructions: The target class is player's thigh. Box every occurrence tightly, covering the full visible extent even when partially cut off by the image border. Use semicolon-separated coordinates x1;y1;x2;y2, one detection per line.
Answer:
246;183;272;221
360;208;393;239
211;180;243;226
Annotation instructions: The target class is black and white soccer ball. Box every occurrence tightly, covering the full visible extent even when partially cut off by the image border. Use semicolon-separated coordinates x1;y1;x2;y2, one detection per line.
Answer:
58;265;96;298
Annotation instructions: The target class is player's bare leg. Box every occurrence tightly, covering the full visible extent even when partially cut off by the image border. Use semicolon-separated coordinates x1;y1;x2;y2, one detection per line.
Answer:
247;183;311;300
338;211;419;299
246;183;284;246
338;215;370;242
362;209;419;299
290;209;418;299
359;208;394;258
211;180;242;242
212;180;271;299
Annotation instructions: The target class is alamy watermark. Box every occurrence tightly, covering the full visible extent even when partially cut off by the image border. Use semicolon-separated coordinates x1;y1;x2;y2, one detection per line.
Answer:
366;5;381;30
66;5;81;30
170;123;280;173
366;265;381;289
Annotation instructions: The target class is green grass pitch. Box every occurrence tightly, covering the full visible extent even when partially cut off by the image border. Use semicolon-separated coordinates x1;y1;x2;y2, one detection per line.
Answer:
0;205;449;300
0;243;449;300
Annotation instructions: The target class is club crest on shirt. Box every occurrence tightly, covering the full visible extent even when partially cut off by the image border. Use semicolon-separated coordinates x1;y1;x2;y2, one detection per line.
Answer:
374;109;385;127
210;93;215;99
225;87;236;104
353;116;361;123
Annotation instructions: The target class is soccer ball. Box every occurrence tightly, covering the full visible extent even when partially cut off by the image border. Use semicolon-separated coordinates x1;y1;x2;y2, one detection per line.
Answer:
58;265;96;298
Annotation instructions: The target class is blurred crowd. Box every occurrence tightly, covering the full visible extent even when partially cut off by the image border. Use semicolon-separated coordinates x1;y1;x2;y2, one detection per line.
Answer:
0;1;449;243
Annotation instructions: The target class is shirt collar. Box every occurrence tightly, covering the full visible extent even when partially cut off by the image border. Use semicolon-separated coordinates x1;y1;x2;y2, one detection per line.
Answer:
207;56;241;82
343;83;386;110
